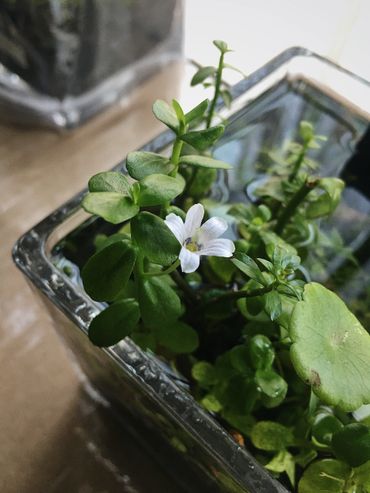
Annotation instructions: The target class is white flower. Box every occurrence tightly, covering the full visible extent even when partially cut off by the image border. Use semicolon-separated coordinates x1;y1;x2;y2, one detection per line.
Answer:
164;203;235;273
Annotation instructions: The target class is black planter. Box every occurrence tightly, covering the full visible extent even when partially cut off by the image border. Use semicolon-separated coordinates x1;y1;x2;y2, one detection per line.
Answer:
0;0;182;128
13;48;370;492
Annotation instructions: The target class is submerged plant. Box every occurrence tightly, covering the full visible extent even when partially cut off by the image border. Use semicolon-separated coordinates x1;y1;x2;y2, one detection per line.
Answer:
79;41;370;492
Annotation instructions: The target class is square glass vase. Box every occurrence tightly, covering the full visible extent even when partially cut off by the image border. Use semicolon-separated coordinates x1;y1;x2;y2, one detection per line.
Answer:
13;47;370;493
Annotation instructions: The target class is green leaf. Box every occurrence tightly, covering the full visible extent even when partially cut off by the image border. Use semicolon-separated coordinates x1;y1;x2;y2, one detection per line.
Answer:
94;232;129;252
88;299;140;347
201;394;222;412
185;99;209;123
264;291;282;321
131;212;180;265
131;331;156;352
229;345;253;376
138;276;182;328
138;173;185;206
290;283;370;411
179;154;232;169
181;125;224;152
88;171;131;194
82;240;137;301
255;369;288;401
207;256;235;283
126;151;173;180
188;167;217;197
266;450;295;487
223;412;255;436
221;89;232;108
192;361;217;387
353;460;370;489
213;39;231;53
251;421;294;451
82;193;139;224
172;99;185;126
298;459;351;493
155;321;198;353
306;178;344;219
332;424;370;467
299;121;315;142
232;252;266;286
152;99;179;133
312;412;343;447
249;335;275;370
190;66;216;86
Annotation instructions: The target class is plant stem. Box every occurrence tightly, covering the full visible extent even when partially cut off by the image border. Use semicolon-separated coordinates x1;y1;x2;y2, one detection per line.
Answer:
170;270;198;302
170;137;183;174
142;259;180;277
204;284;274;307
206;50;224;129
274;179;318;235
289;143;308;182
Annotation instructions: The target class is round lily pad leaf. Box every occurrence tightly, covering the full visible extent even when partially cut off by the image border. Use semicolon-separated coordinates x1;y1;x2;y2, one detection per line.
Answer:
290;283;370;412
298;459;351;493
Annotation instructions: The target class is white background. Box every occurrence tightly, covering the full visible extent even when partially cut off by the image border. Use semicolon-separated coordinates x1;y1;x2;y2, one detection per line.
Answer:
184;0;370;82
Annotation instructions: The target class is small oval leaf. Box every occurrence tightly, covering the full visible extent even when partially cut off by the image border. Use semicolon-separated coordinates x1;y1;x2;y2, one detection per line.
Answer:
138;277;182;328
185;99;209;124
152;99;179;133
179;154;232;169
131;212;180;265
82;193;139;224
88;299;140;347
82;240;137;301
138;173;185;207
190;66;216;86
126;151;173;180
181;125;224;152
155;321;199;353
88;171;131;194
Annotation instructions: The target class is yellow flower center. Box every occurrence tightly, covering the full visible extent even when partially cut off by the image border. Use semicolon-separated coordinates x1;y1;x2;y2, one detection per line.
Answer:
185;237;200;252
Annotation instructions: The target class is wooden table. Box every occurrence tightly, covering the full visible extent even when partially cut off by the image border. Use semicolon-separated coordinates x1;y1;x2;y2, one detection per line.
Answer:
0;62;188;493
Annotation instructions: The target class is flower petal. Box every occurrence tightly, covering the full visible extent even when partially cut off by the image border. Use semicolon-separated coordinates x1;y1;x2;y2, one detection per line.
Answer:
184;203;204;238
164;213;185;245
179;247;200;273
198;217;228;243
199;238;235;257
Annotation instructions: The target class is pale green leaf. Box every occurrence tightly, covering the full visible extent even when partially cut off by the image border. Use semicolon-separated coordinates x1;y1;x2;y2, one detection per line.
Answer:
298;459;351;493
180;125;224;152
138;173;185;206
82;193;139;224
88;171;131;195
179;154;232;169
190;66;216;86
290;283;370;411
152;99;179;133
251;421;294;451
185;99;209;123
126;151;173;180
